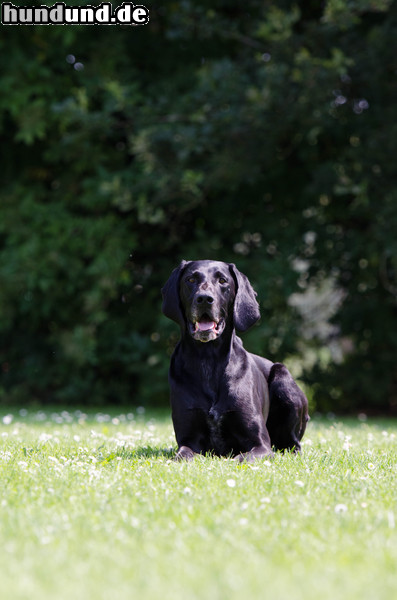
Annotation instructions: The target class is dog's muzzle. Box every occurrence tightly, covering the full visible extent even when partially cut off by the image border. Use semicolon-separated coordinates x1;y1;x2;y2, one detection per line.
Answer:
188;313;226;342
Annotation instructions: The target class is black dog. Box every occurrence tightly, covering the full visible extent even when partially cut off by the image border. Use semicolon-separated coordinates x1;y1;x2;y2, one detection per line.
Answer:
162;260;309;461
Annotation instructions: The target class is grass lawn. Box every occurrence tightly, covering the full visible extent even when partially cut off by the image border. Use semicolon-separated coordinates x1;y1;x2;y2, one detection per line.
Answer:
0;407;396;600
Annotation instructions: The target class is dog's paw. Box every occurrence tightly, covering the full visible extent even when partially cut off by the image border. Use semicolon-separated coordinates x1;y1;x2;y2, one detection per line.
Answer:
234;447;274;463
173;446;196;461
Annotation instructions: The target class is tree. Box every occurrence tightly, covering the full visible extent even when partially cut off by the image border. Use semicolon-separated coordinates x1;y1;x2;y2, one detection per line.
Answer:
1;1;396;412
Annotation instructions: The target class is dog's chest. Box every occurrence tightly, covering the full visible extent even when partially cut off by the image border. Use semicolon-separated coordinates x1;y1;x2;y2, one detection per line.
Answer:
206;406;234;455
194;357;223;399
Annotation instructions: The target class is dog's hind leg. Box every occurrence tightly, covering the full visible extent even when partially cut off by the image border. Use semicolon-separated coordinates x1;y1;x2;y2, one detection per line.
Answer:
266;363;309;452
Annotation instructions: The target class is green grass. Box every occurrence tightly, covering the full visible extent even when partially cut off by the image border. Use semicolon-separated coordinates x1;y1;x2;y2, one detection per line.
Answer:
1;408;396;600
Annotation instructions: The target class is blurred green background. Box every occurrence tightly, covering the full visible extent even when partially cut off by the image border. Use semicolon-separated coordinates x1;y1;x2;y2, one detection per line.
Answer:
1;0;396;413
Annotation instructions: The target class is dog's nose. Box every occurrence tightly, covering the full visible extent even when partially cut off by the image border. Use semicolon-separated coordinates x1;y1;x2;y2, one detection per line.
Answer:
197;294;214;305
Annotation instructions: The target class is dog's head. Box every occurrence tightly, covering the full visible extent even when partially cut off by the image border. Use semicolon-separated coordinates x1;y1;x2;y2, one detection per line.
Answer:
162;260;260;342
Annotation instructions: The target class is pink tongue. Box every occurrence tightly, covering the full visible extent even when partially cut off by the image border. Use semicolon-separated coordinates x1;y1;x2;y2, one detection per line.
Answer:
197;319;216;331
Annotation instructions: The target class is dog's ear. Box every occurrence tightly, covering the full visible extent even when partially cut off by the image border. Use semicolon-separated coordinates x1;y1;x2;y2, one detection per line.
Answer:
229;264;260;332
161;260;190;327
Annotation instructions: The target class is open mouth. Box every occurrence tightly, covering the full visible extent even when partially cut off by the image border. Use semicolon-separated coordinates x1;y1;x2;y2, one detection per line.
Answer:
189;314;225;341
194;316;219;332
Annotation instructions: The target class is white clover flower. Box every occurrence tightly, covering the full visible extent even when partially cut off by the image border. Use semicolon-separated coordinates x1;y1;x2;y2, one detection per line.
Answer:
226;479;236;488
334;503;348;514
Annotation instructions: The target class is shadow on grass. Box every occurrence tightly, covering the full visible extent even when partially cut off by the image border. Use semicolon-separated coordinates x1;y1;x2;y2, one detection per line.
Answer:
116;446;176;461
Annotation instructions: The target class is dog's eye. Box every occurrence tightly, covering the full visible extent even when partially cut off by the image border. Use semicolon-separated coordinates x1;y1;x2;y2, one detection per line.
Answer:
219;277;227;284
187;277;196;284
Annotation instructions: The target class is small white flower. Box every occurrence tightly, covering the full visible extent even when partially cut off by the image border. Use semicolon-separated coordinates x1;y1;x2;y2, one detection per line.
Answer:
226;479;236;488
335;503;348;514
367;463;375;470
40;537;52;545
183;487;192;495
2;415;13;425
295;480;304;487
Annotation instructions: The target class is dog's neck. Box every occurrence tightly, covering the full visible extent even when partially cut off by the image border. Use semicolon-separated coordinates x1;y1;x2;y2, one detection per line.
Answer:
179;322;236;359
175;327;240;400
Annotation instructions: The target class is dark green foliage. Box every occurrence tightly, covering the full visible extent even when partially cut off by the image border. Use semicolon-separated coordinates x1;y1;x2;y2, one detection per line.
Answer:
1;1;396;412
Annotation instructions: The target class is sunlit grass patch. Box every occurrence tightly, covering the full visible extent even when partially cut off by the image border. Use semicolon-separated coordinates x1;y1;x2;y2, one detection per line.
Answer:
0;410;396;600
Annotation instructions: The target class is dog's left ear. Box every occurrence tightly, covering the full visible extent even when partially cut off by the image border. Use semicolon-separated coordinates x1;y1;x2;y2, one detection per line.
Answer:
161;260;190;327
229;264;260;332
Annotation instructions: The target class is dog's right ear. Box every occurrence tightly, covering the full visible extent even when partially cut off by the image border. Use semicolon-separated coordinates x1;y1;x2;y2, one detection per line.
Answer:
161;260;190;327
